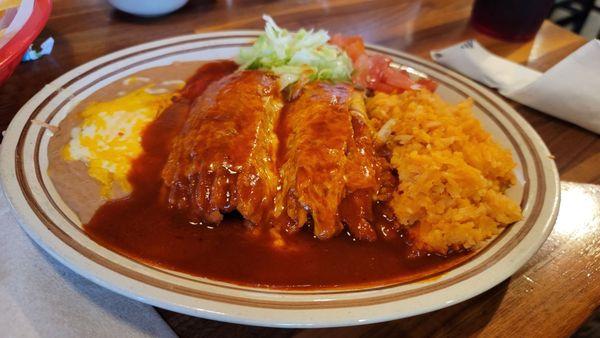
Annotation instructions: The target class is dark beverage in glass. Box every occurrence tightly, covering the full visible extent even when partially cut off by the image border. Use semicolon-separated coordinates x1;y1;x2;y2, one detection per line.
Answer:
471;0;554;42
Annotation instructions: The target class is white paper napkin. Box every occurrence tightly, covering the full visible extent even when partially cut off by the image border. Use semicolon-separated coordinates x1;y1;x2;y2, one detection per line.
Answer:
0;182;176;337
431;39;600;134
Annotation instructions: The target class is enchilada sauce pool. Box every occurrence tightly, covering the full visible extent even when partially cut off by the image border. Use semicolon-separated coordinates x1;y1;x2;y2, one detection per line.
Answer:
85;61;469;289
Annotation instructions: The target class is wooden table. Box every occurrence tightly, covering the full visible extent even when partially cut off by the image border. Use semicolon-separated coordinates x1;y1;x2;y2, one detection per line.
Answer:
1;0;599;337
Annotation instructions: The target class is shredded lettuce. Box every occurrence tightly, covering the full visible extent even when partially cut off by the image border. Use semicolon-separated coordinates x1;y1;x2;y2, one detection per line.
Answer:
236;15;353;88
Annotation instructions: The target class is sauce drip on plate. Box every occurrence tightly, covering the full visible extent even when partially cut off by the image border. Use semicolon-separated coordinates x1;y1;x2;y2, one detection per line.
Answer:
84;61;469;289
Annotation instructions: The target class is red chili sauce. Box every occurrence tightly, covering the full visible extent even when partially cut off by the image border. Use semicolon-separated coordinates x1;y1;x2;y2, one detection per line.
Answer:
84;61;468;289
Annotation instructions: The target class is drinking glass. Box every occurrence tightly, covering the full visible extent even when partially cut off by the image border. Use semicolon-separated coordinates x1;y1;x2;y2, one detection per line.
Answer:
471;0;555;42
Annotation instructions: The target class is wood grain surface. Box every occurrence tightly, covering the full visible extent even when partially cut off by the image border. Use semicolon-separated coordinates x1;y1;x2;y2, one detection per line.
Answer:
1;1;598;337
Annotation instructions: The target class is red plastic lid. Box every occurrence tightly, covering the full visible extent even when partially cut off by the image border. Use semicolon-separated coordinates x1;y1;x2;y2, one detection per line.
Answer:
0;0;52;86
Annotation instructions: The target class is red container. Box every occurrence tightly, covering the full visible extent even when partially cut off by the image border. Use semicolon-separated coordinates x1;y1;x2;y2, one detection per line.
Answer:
0;0;52;86
471;0;554;42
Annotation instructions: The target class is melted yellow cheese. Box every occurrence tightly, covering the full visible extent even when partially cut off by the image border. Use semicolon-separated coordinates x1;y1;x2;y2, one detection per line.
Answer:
62;86;175;197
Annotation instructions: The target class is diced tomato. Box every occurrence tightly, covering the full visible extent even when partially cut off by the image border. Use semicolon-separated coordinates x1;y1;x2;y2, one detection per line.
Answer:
330;33;438;93
330;34;365;61
353;53;392;89
352;54;372;88
381;68;413;92
368;54;392;82
417;78;438;92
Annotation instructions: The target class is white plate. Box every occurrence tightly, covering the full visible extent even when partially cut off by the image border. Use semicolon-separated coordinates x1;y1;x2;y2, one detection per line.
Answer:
0;31;560;328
